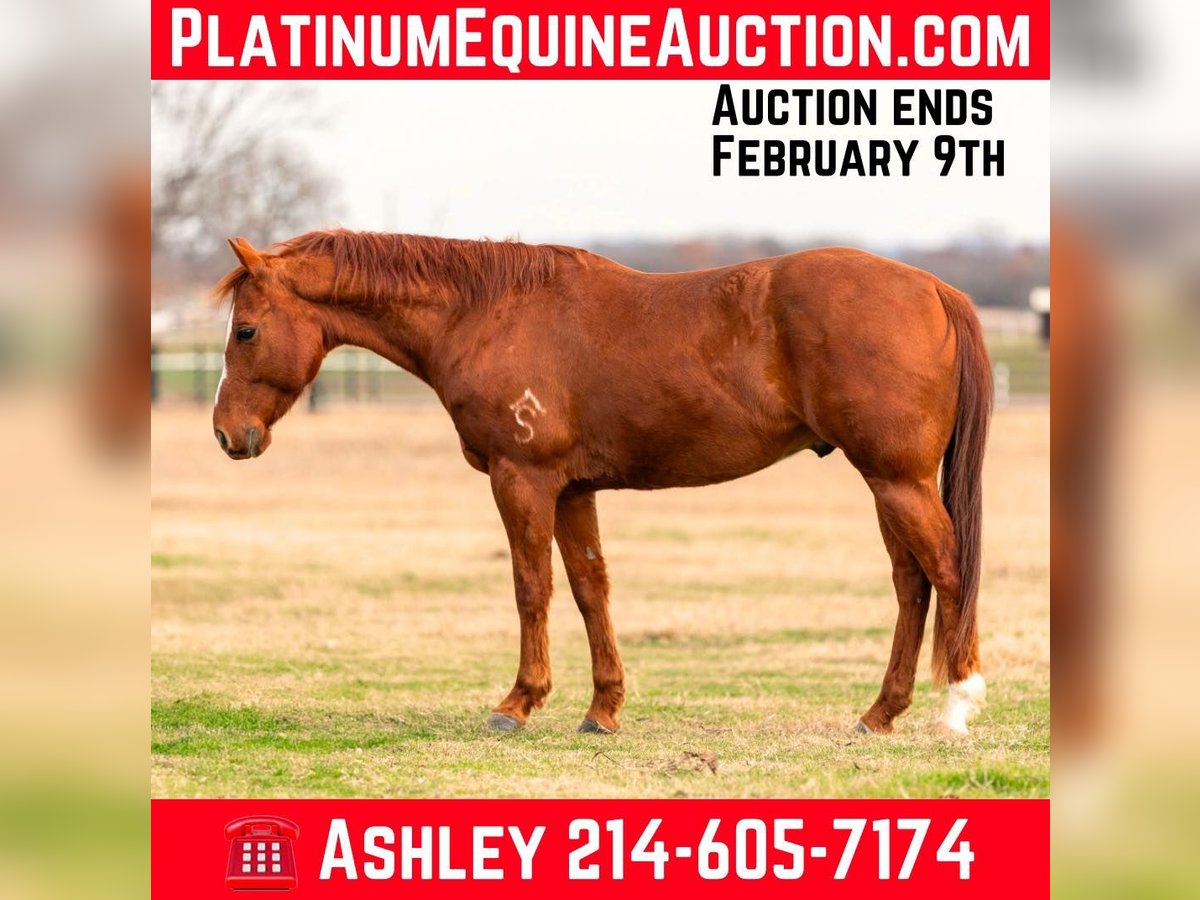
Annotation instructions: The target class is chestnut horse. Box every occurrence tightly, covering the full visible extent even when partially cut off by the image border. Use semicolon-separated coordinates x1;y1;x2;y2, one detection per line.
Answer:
213;230;991;737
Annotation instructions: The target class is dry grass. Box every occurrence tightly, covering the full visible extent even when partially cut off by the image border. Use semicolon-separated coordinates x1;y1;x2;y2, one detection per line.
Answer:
151;400;1048;798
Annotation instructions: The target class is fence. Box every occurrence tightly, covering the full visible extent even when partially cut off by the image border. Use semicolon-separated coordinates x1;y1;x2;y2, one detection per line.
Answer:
152;332;1048;409
150;345;434;407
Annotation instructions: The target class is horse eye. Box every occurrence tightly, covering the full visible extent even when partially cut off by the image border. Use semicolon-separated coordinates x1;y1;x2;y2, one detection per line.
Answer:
236;326;257;342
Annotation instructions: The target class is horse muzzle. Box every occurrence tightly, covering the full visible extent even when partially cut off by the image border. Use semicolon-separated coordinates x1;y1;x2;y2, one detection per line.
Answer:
215;424;269;460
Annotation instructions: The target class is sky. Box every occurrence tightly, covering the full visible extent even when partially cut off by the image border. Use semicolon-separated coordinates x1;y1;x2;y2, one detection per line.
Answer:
296;80;1049;249
156;79;1050;251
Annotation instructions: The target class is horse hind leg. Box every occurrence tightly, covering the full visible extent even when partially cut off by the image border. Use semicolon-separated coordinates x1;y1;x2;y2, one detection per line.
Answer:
857;498;932;734
554;491;626;734
867;475;986;736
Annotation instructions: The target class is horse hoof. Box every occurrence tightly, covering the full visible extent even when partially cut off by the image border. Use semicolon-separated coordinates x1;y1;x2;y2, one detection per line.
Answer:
854;720;874;735
487;713;523;733
578;718;614;735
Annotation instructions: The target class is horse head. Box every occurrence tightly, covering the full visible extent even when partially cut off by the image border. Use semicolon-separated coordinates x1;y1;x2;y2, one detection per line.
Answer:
212;237;327;459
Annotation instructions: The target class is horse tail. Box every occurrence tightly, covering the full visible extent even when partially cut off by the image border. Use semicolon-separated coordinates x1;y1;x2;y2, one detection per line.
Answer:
931;282;992;686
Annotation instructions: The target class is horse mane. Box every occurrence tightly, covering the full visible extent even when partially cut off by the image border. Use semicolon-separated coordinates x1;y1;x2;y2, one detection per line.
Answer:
213;265;251;303
214;229;571;308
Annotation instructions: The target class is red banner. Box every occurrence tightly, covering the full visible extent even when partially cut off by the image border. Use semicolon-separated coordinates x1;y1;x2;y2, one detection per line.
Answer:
151;1;1049;80
152;798;1048;897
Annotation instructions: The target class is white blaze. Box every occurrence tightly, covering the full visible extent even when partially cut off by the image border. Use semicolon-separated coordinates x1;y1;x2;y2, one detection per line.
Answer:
214;309;233;406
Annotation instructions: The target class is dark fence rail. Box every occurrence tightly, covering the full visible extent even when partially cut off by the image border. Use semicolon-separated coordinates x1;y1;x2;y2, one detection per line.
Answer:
150;345;435;407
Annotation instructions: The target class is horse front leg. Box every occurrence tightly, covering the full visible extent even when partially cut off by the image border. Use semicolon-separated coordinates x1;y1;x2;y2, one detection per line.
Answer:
487;460;559;732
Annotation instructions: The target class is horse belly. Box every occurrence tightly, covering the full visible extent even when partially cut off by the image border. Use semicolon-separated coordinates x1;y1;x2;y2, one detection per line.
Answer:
613;411;816;489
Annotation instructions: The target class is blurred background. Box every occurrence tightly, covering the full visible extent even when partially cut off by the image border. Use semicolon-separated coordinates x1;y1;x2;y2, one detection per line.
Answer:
1;0;1198;896
1053;1;1200;898
0;3;146;899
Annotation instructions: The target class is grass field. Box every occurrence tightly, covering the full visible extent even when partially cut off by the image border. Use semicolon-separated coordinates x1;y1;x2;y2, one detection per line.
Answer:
150;401;1049;798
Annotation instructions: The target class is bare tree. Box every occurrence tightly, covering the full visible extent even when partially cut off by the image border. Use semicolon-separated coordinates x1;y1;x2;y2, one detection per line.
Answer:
151;83;339;278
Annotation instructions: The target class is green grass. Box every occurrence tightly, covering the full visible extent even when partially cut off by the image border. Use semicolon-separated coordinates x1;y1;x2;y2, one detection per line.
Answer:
151;403;1049;798
150;638;1048;798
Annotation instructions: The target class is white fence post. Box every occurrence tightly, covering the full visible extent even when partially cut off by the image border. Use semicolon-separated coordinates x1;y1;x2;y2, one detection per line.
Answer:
993;362;1010;408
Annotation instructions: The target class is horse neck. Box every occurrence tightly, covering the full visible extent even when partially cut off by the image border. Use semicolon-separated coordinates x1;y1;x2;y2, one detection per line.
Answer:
314;299;445;385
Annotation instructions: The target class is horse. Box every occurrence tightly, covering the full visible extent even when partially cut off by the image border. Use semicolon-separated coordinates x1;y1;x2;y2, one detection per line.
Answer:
212;229;991;737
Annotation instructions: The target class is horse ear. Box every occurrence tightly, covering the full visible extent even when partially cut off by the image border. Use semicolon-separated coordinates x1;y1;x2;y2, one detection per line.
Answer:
227;236;266;275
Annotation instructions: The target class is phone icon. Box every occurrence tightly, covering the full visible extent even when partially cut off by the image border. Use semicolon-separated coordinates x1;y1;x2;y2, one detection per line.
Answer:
224;816;300;891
